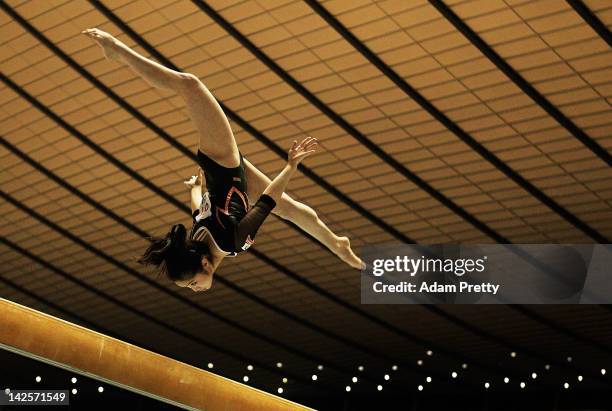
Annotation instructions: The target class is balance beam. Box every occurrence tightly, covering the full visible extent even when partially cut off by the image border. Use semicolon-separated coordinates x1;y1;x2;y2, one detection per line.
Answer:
0;298;314;411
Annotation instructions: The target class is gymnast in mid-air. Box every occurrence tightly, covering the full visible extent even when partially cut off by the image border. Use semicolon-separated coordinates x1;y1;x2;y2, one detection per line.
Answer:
83;28;364;292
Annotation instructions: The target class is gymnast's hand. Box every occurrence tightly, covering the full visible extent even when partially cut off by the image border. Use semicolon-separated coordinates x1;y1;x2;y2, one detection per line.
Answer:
288;136;318;168
184;168;204;189
81;28;121;61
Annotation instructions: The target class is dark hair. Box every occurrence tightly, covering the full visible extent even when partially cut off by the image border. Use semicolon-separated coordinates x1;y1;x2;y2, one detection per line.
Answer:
138;224;211;282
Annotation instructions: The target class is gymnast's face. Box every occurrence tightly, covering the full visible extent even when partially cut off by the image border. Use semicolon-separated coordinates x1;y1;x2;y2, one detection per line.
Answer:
175;256;214;292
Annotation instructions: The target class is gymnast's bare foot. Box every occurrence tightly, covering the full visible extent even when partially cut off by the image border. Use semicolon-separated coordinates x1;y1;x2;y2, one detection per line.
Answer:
337;236;365;270
81;28;120;61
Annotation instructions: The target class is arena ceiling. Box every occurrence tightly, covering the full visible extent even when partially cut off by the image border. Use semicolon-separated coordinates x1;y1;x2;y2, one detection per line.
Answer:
1;0;611;408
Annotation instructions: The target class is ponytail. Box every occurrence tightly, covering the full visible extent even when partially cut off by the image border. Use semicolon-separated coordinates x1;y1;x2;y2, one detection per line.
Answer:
169;223;187;249
139;223;210;281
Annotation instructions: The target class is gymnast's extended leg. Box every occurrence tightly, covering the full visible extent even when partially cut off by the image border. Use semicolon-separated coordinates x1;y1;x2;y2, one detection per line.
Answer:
243;158;364;269
82;28;239;167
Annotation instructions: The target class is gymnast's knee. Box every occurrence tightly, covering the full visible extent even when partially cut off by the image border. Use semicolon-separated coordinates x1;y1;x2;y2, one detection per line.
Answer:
176;72;203;93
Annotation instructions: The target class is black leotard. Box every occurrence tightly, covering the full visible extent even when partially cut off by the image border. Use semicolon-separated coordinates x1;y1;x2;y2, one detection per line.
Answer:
189;150;276;256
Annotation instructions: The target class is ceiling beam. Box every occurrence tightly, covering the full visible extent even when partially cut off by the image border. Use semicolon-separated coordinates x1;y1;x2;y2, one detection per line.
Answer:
566;0;612;48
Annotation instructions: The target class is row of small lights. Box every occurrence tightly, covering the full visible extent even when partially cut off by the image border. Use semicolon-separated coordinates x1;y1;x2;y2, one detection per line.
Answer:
27;375;105;395
479;352;607;391
214;349;608;395
483;373;593;391
142;351;610;396
225;350;442;395
344;364;399;393
221;348;605;395
274;350;608;394
236;361;398;395
9;349;605;400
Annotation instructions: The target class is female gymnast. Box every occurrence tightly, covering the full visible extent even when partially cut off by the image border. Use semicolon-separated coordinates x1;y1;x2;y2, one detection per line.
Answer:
83;29;364;292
